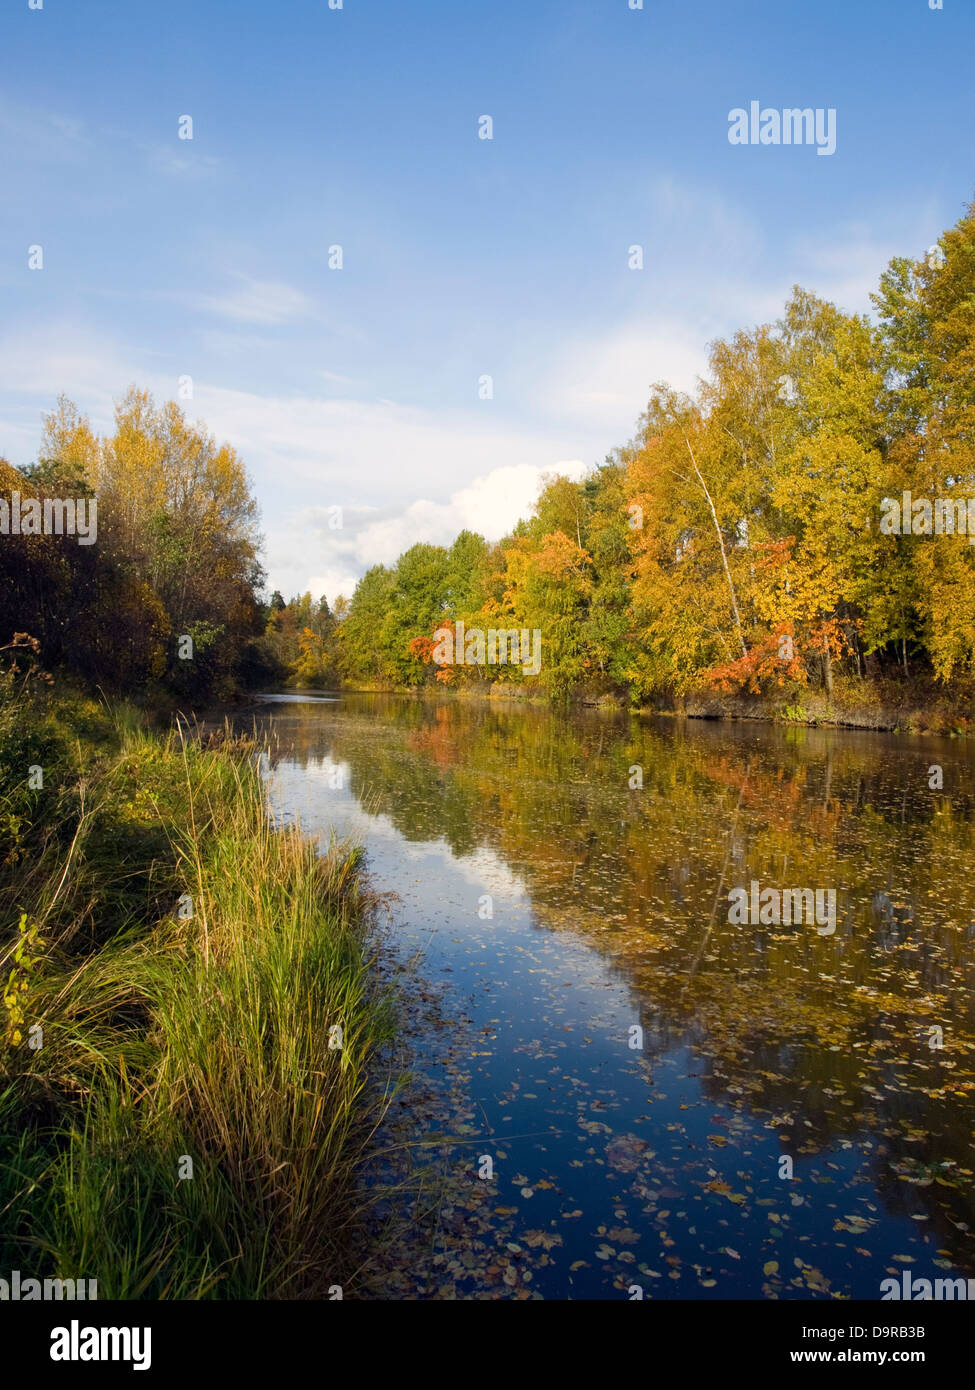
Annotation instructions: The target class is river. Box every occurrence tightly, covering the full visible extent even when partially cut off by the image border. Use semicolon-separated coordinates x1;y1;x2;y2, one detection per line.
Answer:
243;691;975;1300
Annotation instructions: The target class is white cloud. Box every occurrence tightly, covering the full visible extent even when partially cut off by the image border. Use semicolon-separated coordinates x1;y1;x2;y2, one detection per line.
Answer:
0;317;599;604
538;322;708;427
0;320;145;454
350;460;588;562
265;458;588;602
191;384;593;501
305;568;362;604
201;274;310;325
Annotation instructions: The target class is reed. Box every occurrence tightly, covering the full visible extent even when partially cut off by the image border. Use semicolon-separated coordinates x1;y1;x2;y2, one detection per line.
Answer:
0;686;394;1299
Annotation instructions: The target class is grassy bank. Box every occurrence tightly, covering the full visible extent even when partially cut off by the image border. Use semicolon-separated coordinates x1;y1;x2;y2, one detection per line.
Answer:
0;653;393;1298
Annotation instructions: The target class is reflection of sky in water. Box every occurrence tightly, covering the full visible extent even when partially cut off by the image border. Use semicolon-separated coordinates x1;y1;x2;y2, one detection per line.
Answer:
272;755;530;902
249;695;975;1300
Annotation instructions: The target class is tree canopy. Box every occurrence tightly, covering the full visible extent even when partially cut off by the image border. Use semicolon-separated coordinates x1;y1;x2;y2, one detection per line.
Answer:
325;195;975;704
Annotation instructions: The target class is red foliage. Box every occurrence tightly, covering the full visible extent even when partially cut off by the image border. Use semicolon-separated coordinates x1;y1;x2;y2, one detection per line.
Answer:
409;634;436;664
705;625;806;694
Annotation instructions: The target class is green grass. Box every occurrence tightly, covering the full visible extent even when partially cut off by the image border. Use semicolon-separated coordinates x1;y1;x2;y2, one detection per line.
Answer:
0;680;395;1299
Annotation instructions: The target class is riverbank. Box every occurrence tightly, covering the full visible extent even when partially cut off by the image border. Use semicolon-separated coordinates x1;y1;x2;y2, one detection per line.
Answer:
270;673;975;736
663;674;975;734
0;670;393;1298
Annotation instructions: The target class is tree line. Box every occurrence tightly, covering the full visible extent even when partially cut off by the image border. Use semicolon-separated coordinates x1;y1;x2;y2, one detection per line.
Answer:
309;194;975;704
0;388;274;702
5;194;975;707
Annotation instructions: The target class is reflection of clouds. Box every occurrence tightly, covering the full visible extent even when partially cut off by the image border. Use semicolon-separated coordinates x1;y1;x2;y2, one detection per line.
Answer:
289;755;351;785
340;818;528;902
269;761;527;900
451;846;528;901
268;756;353;808
266;759;355;831
258;694;339;705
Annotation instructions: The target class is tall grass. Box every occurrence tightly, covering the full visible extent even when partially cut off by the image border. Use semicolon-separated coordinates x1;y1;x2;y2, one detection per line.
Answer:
0;688;394;1298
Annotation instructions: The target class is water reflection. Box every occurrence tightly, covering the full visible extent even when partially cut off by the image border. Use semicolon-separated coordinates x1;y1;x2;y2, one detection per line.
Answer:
244;694;975;1299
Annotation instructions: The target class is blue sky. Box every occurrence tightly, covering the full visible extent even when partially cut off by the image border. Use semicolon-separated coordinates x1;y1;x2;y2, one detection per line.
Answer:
2;0;973;601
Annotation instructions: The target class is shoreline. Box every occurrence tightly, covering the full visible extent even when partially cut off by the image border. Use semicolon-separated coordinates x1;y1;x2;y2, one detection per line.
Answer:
251;681;975;738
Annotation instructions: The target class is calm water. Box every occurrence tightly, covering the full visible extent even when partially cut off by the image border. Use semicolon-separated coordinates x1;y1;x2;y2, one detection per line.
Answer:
246;692;975;1300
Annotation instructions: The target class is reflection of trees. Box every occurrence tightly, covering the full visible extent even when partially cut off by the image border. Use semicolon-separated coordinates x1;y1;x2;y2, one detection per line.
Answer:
253;696;975;1262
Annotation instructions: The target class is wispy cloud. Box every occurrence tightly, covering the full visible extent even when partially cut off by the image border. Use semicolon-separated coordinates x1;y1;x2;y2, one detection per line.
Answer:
200;274;311;325
0;98;90;161
150;146;222;179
